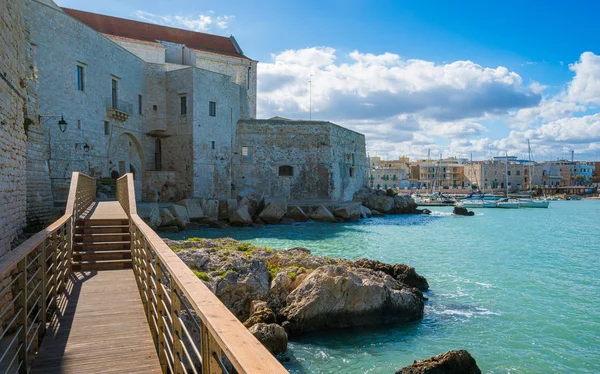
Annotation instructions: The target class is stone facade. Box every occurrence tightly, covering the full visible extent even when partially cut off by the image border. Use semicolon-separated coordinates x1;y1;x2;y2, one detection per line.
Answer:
234;119;367;202
0;0;28;255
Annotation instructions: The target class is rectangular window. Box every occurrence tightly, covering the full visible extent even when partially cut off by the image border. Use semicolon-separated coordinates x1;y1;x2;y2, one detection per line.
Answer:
111;79;118;109
211;141;215;150
104;121;110;135
209;101;216;117
76;65;84;91
242;146;252;162
138;95;143;114
180;96;187;115
77;120;81;130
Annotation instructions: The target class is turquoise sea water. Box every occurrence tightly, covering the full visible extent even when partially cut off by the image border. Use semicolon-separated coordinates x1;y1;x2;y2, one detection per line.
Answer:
162;201;600;373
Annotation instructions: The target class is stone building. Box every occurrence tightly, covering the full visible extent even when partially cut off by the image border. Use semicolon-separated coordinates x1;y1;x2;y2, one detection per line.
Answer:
233;119;367;202
0;0;28;255
464;158;544;191
409;158;467;189
2;0;367;222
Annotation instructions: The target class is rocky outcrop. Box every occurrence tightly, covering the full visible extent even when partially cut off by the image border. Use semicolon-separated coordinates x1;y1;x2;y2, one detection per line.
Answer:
453;206;474;216
248;323;288;356
396;350;481;374
168;204;190;228
351;258;429;291
310;205;337;223
229;205;253;227
258;203;286;224
280;265;424;334
360;205;373;219
244;300;276;327
160;208;178;227
366;195;395;213
393;195;417;213
333;203;361;221
286;206;309;222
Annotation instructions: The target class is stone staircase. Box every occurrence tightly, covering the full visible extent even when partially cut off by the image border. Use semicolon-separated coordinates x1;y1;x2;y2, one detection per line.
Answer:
72;218;132;271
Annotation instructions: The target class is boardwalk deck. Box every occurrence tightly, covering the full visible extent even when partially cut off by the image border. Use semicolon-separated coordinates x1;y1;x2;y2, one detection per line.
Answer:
31;270;161;374
80;201;128;220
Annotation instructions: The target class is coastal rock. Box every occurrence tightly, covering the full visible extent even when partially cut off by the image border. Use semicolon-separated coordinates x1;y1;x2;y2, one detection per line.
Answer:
243;300;276;327
160;208;178;227
176;199;204;220
280;265;424;334
333;203;361;221
352;186;373;203
453;206;475;216
371;209;385;217
238;197;259;217
393;195;417;214
258;203;286;224
310;205;337;223
168;204;190;228
158;225;178;232
264;197;288;213
396;350;481;374
360;205;373;219
286;206;309;222
351;258;429;291
229;205;253;227
219;199;238;220
366;195;394;213
386;188;396;197
138;203;161;229
248;323;288;355
267;272;295;312
204;200;219;219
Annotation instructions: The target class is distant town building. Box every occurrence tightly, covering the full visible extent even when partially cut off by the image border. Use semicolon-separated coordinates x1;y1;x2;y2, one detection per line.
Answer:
409;158;467;190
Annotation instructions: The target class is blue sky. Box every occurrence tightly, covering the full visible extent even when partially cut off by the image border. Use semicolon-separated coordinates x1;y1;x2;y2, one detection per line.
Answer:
54;0;600;161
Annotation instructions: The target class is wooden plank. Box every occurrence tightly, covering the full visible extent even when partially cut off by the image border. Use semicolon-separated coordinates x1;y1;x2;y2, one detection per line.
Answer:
30;270;161;374
80;201;128;221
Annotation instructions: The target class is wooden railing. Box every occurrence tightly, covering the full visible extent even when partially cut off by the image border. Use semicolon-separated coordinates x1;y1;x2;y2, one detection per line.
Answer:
0;172;96;373
116;173;287;374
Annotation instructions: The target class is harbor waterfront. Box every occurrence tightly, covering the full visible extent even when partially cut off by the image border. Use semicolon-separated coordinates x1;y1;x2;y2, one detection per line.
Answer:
162;200;600;373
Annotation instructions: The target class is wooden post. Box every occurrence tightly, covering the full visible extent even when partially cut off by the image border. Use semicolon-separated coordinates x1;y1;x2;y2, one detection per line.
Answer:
156;258;168;373
38;240;47;338
171;286;184;373
145;238;156;342
17;258;28;373
50;232;59;313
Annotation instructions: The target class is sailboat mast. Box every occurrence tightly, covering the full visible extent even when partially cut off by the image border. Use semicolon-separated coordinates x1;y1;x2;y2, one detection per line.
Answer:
505;151;509;197
427;149;430;193
470;153;473;194
528;139;533;198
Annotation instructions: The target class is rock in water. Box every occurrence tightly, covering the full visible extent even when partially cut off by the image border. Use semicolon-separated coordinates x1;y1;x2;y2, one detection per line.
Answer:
310;205;337;223
351;258;429;291
333;203;362;221
393;195;417;213
286;206;309;222
258;203;286;224
229;205;253;226
396;350;481;374
360;205;373;218
280;265;424;334
365;195;395;213
248;323;288;355
453;206;475;216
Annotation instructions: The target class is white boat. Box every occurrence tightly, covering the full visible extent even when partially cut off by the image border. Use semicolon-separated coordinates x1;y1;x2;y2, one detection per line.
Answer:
496;198;520;209
519;140;550;209
457;199;497;208
519;199;550;208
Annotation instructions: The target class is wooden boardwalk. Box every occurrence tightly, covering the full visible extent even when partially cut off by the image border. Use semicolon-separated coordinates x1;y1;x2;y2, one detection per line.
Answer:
80;201;128;220
31;270;161;374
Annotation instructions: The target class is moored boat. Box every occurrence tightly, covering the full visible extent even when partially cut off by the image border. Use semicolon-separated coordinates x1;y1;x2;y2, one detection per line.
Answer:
519;199;550;208
496;198;520;209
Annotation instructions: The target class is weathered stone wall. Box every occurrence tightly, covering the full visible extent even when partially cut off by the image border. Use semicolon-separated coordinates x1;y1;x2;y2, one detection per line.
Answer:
26;0;150;202
0;0;28;255
192;69;241;199
107;35;166;65
194;51;256;118
233;120;367;202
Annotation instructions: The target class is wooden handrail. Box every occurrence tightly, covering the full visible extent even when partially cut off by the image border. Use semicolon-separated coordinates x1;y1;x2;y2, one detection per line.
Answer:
0;172;96;373
116;173;288;374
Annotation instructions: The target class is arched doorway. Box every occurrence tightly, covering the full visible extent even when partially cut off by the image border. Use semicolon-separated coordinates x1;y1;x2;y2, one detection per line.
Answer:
109;132;144;200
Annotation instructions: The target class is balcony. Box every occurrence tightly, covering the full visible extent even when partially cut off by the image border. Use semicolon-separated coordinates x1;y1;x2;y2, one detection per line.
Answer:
106;97;133;122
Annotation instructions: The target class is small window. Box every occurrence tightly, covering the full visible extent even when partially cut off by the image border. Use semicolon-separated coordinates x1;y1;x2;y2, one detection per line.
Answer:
77;120;81;130
138;95;143;114
153;105;158;111
350;168;355;177
209;101;216;117
507;171;511;176
247;67;251;90
180;96;187;115
516;170;520;176
104;121;110;135
211;141;215;150
279;165;294;177
242;146;252;162
111;78;118;109
76;65;84;91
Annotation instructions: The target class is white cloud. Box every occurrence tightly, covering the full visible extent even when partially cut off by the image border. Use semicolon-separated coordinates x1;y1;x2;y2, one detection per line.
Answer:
567;51;600;104
132;10;234;34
